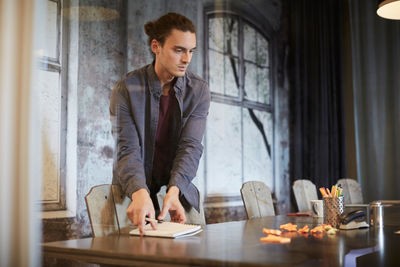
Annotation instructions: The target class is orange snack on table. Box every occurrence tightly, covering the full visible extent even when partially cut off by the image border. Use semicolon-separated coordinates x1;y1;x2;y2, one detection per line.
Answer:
310;225;325;234
263;228;282;236
260;235;291;244
298;225;309;233
279;222;297;232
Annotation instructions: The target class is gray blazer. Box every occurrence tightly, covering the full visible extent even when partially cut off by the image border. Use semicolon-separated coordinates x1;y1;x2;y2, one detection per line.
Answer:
110;64;210;212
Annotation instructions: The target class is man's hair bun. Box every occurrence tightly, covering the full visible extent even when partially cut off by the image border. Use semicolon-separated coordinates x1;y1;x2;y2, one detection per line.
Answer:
144;21;155;37
144;12;195;48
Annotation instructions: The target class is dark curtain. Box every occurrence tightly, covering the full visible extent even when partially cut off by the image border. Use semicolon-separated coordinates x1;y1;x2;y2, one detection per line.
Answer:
288;0;347;197
348;0;400;202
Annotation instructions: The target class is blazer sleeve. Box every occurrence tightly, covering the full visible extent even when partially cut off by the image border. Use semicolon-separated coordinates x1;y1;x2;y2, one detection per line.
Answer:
168;82;211;212
110;79;149;198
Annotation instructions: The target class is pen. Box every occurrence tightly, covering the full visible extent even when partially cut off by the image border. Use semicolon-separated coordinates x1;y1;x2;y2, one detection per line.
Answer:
338;185;343;197
326;188;331;197
331;185;337;198
145;218;164;224
319;187;328;198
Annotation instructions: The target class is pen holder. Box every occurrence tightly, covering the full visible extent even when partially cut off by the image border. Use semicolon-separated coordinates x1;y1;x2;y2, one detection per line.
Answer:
323;197;344;228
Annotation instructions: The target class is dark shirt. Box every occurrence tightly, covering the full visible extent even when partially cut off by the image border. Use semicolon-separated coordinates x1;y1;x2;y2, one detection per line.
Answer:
152;87;177;191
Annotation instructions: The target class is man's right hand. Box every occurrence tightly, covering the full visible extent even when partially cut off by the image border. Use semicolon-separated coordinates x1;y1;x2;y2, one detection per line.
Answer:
126;188;156;235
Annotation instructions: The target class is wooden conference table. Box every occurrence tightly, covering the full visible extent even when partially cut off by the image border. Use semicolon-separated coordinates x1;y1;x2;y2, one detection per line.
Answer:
43;215;400;266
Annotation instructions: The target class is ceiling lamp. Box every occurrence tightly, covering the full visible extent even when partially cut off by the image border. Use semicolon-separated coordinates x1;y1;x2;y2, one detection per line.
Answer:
377;0;400;20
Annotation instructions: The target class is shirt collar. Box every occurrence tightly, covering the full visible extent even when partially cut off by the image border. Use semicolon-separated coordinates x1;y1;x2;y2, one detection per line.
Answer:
147;63;184;97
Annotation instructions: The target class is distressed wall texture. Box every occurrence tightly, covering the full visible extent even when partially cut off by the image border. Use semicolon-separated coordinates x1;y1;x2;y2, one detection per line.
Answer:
42;0;289;242
43;0;127;241
74;0;125;236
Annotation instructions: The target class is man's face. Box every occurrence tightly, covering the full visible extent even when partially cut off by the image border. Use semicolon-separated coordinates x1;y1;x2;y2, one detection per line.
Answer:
153;29;196;78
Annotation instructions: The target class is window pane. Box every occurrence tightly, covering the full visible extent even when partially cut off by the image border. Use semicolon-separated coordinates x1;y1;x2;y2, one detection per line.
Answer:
209;50;239;97
209;17;224;53
243;23;256;62
258;67;270;104
209;16;238;56
44;0;58;59
243;109;273;188
257;33;269;67
209;50;224;94
244;62;257;101
244;23;270;104
206;102;242;195
37;70;61;202
223;17;238;57
224;55;239;97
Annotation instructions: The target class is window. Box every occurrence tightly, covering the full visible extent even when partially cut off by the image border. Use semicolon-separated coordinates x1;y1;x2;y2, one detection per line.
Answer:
37;0;67;211
202;12;273;196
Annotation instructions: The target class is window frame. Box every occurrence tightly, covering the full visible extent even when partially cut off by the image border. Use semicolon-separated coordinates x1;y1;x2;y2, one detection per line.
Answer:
39;0;68;211
203;9;276;196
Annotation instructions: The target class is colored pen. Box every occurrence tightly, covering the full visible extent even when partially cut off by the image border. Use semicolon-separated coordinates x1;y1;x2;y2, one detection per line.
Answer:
331;185;337;198
326;188;331;197
319;187;328;198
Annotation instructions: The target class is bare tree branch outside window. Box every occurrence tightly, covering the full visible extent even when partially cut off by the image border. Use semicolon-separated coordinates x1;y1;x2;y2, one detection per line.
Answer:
224;17;271;158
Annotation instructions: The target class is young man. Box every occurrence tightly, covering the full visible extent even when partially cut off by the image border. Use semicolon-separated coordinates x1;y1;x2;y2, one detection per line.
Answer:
109;13;210;234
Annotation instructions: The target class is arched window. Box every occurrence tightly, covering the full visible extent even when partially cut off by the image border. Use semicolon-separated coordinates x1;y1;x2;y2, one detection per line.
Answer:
202;11;274;196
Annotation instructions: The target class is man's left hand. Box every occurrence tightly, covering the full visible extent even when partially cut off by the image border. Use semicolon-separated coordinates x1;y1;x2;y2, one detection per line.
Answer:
158;186;186;223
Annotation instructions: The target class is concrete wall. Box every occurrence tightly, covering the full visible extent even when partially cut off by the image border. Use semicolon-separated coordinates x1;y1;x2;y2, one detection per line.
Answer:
74;0;126;235
42;0;289;242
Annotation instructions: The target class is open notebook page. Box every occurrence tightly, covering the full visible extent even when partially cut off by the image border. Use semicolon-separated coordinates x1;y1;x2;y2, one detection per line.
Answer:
129;222;202;238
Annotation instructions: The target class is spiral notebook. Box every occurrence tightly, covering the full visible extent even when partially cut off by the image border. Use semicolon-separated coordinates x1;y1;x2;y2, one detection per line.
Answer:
129;222;202;238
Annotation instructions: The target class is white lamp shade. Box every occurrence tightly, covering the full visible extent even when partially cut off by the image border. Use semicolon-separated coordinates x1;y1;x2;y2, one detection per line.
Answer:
377;0;400;20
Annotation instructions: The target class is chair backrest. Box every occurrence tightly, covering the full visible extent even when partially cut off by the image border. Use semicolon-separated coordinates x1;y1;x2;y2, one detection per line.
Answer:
85;184;119;237
292;179;319;212
337;178;363;204
240;181;275;219
111;184;134;230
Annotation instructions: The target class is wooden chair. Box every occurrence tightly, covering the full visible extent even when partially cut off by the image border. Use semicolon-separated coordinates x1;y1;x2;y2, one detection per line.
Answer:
111;184;134;233
85;184;206;237
85;184;120;237
337;178;363;204
240;181;275;219
292;179;319;212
